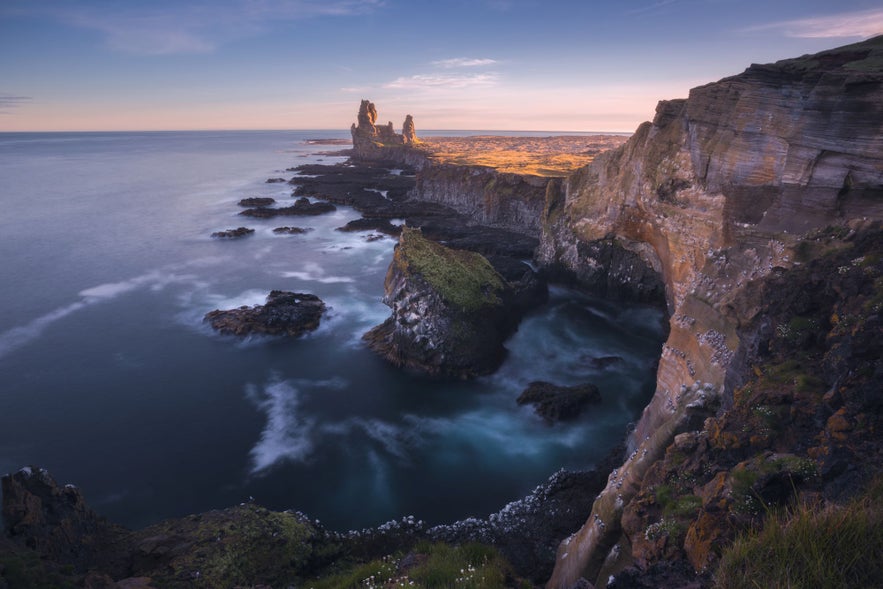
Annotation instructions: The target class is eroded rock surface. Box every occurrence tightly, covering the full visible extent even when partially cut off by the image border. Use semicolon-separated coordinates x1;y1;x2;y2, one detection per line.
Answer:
204;290;325;337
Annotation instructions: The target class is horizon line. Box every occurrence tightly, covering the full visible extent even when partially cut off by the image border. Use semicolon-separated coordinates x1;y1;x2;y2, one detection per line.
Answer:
0;127;636;135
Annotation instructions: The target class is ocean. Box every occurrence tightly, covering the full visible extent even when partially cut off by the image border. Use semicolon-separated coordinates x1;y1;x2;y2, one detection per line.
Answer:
0;130;665;531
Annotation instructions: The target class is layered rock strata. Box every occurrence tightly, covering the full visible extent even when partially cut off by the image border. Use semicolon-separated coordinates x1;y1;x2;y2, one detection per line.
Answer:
543;35;883;588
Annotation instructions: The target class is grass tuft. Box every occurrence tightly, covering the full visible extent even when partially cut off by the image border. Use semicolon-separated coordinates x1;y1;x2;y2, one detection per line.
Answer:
714;479;883;589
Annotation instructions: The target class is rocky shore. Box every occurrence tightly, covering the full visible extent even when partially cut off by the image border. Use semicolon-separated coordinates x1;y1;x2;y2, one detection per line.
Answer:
4;36;883;589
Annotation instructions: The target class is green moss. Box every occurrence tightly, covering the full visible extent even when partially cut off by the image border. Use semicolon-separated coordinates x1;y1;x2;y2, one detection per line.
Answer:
397;227;506;312
139;505;327;588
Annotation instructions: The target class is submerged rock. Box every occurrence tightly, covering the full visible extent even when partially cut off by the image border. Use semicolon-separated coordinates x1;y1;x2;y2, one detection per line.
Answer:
364;227;522;378
238;197;276;207
517;381;601;423
272;226;312;234
211;227;254;238
265;177;286;183
239;197;336;218
204;290;325;337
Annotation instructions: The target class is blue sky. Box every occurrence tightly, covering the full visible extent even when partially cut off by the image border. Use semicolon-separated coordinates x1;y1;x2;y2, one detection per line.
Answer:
1;0;881;132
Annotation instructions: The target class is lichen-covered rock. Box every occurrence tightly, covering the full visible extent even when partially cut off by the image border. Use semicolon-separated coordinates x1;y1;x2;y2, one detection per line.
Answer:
364;227;519;378
204;290;325;337
517;381;601;423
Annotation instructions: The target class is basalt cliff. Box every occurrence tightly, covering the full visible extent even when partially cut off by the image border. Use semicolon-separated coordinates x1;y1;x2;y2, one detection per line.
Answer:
539;35;883;587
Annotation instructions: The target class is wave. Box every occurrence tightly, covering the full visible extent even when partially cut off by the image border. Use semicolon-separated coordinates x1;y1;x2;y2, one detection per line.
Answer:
282;261;355;284
247;377;347;474
0;266;206;360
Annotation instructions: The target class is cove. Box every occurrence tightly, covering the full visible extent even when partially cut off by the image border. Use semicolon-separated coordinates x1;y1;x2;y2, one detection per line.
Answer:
0;130;666;531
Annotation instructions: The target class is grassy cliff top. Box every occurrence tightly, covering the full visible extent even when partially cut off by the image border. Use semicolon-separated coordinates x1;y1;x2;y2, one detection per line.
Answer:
395;227;506;311
417;134;629;177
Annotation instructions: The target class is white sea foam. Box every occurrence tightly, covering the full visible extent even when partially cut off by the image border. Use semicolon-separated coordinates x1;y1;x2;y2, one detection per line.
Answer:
282;262;355;284
248;377;347;474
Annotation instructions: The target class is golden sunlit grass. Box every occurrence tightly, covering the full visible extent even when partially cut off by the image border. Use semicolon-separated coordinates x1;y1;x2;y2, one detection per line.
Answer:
418;135;629;177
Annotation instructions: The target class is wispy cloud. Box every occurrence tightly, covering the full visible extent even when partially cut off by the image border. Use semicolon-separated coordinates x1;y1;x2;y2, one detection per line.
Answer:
0;94;32;113
747;8;883;39
384;73;500;90
31;0;386;56
432;58;498;68
626;0;680;17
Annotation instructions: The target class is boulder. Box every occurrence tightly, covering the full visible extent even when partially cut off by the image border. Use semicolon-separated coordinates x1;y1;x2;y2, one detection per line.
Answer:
204;290;325;337
517;381;601;423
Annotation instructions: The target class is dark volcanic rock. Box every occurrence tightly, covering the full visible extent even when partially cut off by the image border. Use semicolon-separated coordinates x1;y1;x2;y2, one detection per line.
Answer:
211;227;255;238
517;381;601;422
238;197;276;207
204;290;325;337
239;198;336;218
336;217;402;236
265;177;286;183
273;226;312;234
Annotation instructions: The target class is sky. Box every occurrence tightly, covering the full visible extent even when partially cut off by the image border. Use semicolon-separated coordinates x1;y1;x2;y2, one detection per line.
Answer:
1;0;882;132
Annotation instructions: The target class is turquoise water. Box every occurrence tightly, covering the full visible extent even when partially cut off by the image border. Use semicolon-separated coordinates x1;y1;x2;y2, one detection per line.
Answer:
0;131;665;530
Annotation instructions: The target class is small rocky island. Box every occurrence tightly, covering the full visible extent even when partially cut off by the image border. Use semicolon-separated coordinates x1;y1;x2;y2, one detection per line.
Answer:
204;290;326;337
364;227;523;377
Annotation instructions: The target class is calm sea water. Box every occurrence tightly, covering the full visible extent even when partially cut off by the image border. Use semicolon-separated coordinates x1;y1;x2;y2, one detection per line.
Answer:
0;130;664;531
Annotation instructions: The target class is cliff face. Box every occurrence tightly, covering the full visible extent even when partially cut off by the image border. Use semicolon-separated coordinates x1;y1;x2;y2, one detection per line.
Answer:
542;36;883;587
414;164;548;235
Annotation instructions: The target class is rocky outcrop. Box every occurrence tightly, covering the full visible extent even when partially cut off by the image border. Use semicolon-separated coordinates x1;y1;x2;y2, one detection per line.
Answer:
239;197;336;217
517;381;602;423
211;227;254;238
351;99;419;160
204;290;326;337
1;467;129;575
238;197;275;207
543;35;883;588
364;227;530;378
